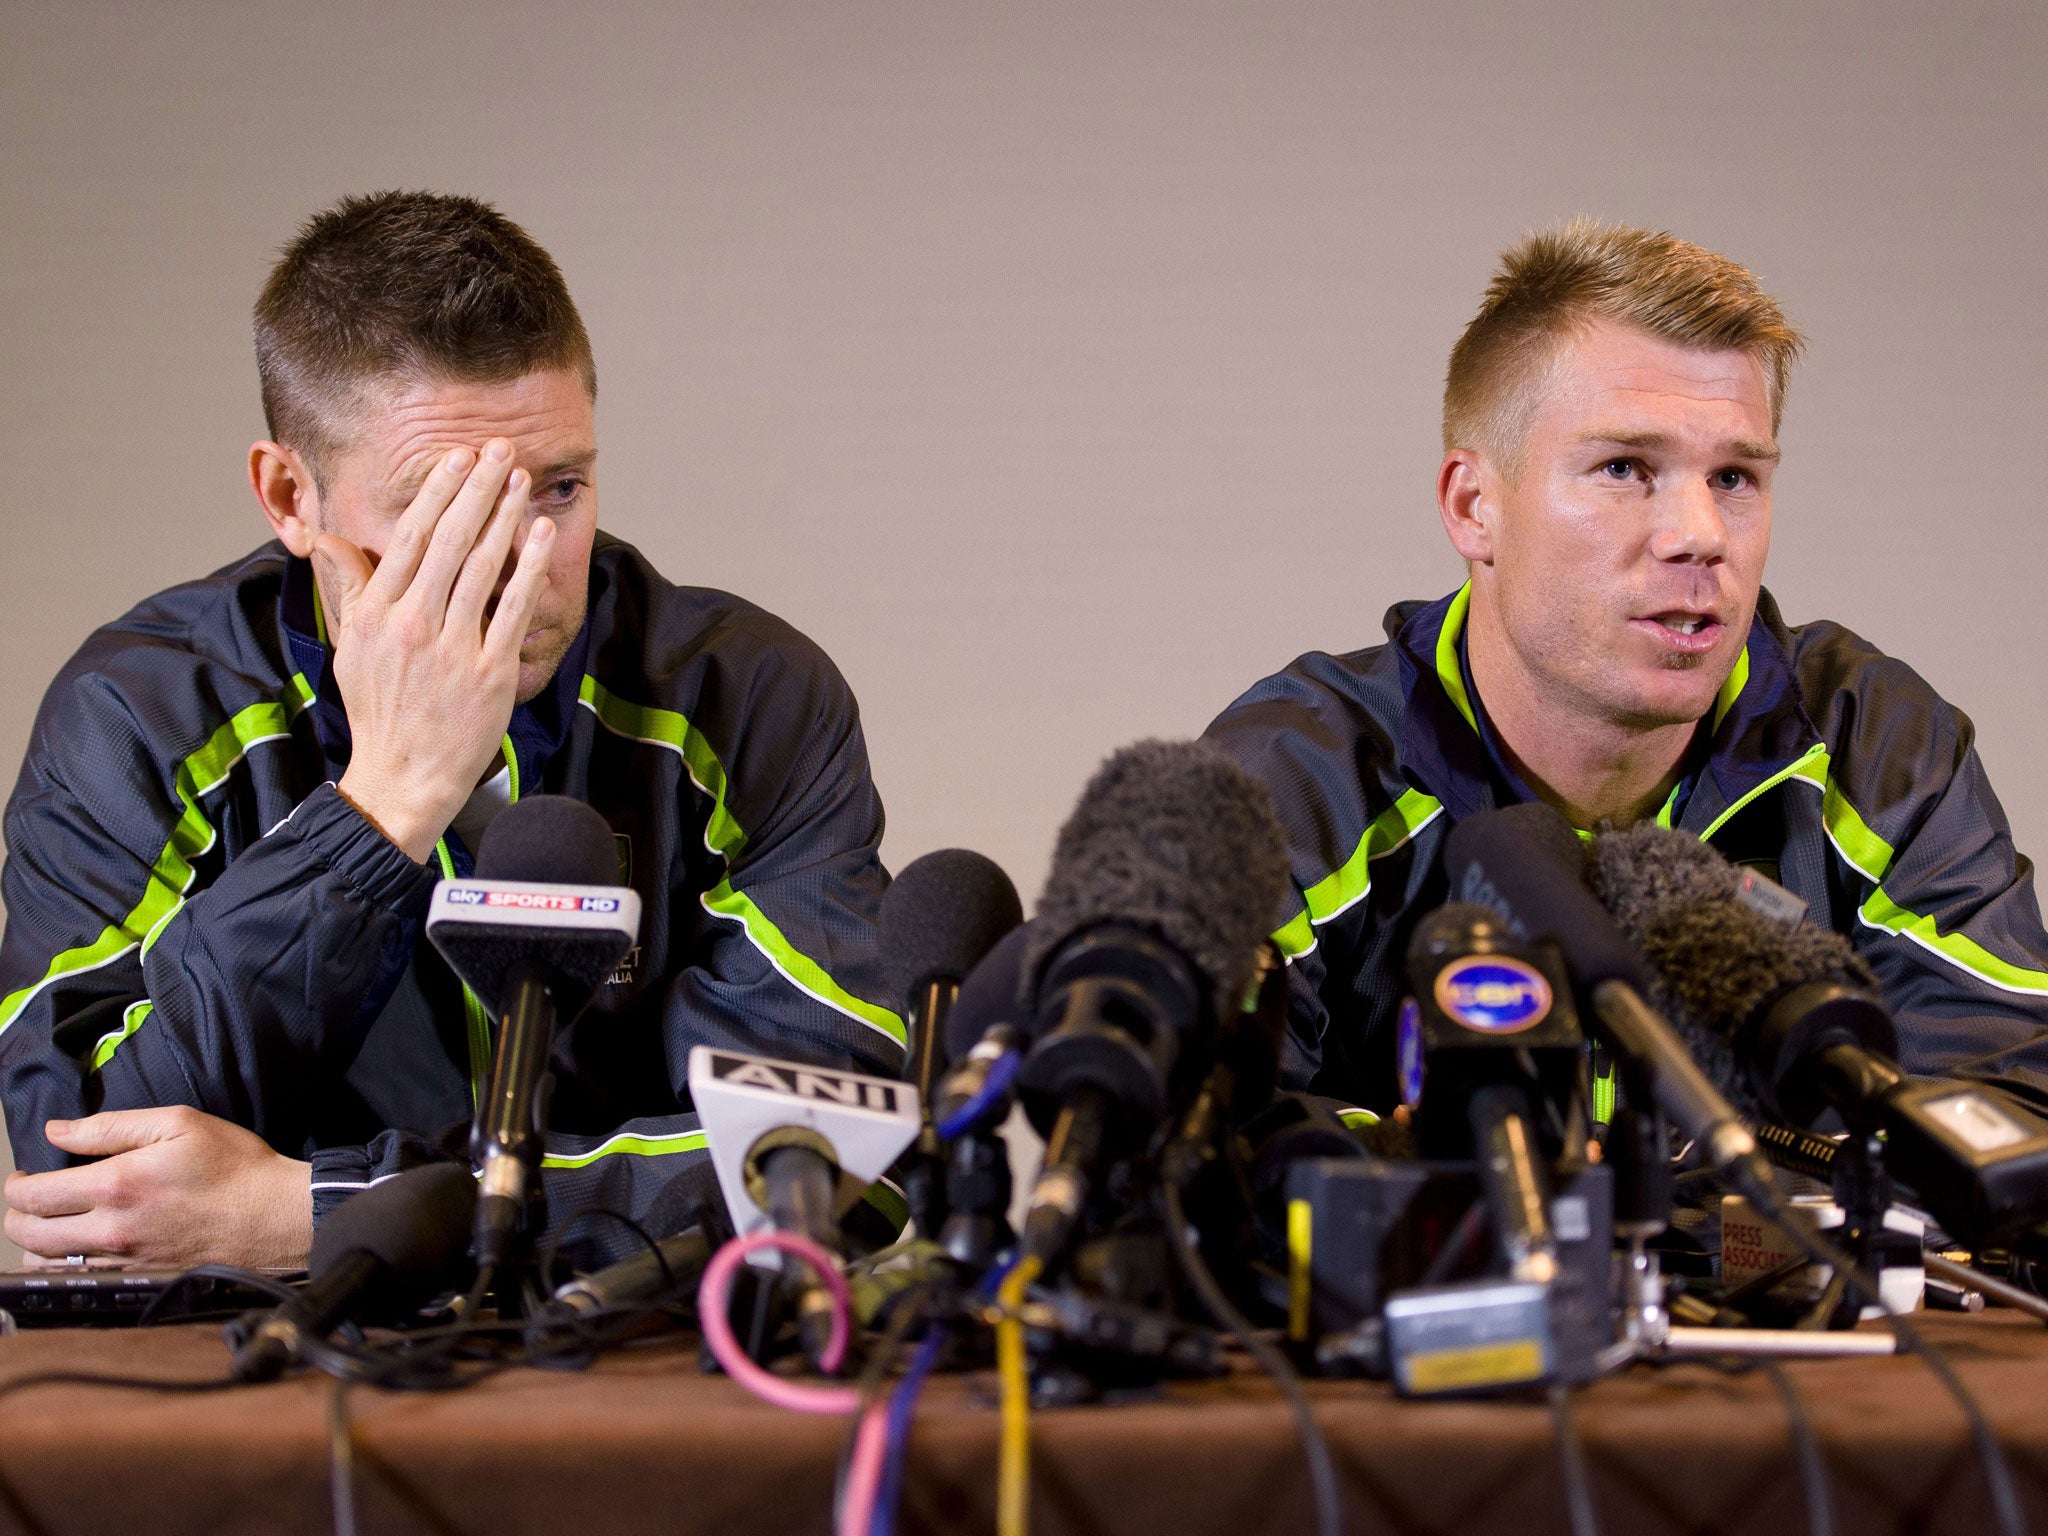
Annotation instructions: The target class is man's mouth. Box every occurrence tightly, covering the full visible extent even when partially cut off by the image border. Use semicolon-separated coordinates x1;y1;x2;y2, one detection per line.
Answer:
1633;610;1724;654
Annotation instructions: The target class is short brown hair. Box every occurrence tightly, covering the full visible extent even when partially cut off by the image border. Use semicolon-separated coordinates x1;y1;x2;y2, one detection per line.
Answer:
1443;219;1803;472
254;191;595;475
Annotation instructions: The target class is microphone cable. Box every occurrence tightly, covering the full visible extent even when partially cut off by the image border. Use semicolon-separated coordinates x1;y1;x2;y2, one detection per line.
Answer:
1758;1359;1835;1536
329;1377;360;1536
1748;1187;2026;1536
995;1254;1042;1536
1158;1177;1342;1536
1546;1383;1600;1536
872;1323;949;1536
833;1283;931;1536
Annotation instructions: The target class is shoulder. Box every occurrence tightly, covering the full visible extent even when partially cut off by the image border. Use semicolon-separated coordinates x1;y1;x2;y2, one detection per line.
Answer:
587;536;851;695
1204;639;1407;779
1766;594;1974;813
22;546;293;793
580;536;862;760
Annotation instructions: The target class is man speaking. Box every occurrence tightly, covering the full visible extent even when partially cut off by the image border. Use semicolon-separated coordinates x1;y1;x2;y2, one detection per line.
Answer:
0;193;901;1267
1206;220;2048;1111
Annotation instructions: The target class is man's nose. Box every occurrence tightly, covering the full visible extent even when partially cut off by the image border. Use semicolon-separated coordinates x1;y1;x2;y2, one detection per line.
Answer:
1650;475;1729;563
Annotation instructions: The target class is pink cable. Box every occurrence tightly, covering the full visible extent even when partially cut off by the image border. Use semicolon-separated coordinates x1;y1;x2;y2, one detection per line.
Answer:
697;1228;862;1414
838;1401;892;1536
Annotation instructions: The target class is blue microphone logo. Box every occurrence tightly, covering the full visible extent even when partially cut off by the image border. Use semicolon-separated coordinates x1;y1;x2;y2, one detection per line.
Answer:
1433;956;1552;1034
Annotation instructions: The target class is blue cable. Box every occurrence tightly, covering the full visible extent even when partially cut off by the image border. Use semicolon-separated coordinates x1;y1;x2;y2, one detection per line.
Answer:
936;1050;1021;1141
871;1325;948;1536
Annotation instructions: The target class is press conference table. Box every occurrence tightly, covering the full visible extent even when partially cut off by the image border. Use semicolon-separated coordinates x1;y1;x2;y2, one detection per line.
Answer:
0;1314;2044;1536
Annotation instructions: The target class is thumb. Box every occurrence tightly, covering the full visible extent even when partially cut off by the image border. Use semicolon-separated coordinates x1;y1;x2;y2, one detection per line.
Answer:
311;533;373;633
44;1108;186;1158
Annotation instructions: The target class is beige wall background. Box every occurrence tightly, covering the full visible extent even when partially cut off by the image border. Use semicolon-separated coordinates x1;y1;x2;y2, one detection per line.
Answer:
3;0;2045;1261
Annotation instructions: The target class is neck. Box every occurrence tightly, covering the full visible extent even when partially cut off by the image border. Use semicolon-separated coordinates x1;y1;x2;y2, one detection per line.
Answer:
1464;606;1698;829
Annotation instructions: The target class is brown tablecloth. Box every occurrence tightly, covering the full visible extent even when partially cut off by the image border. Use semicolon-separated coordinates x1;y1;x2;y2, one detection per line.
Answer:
0;1315;2045;1536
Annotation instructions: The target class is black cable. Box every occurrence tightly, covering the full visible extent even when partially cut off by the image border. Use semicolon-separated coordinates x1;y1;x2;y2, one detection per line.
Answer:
328;1377;358;1536
0;1370;239;1402
535;1206;671;1299
135;1263;301;1327
1757;1359;1835;1536
1546;1383;1600;1536
1160;1179;1341;1536
1757;1190;2027;1536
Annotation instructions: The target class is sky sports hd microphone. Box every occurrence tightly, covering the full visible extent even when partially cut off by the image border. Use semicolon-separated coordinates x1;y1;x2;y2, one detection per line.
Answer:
426;796;640;1271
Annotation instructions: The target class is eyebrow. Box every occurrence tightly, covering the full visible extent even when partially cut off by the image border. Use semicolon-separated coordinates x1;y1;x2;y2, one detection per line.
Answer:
1579;429;1781;464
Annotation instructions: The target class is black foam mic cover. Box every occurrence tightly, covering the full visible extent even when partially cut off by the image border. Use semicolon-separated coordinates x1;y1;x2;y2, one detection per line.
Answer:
1019;739;1290;1022
1441;802;1652;994
475;794;620;885
942;922;1034;1063
312;1161;479;1286
879;849;1024;1002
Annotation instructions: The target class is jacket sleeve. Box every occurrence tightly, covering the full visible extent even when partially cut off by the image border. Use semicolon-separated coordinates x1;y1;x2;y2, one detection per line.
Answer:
659;640;905;1086
1834;733;2048;1111
0;705;433;1171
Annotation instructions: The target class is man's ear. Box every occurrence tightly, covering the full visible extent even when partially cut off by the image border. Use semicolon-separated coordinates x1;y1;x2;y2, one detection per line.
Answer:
249;442;320;557
1437;447;1500;565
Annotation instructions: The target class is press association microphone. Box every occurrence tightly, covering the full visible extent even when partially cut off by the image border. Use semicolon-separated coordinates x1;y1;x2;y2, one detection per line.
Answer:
233;1163;476;1382
426;796;641;1270
1013;739;1290;1267
1590;823;2048;1243
1440;803;1776;1203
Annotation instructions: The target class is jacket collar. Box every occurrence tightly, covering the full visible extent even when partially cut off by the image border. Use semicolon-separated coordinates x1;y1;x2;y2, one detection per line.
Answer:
1388;581;1821;833
277;553;593;842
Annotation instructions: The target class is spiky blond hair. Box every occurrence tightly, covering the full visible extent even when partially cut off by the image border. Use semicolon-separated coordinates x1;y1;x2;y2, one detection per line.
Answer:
1443;219;1804;473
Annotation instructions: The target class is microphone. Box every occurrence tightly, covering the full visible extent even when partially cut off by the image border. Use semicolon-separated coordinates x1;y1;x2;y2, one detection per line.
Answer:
1440;803;1777;1203
544;1161;726;1321
1403;903;1586;1284
1589;823;2048;1243
232;1163;477;1381
877;849;1024;1235
687;1045;922;1361
1012;739;1290;1268
881;848;1024;1103
425;795;641;1270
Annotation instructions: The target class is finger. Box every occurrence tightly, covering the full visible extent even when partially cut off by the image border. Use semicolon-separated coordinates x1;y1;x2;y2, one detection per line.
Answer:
311;534;374;635
447;466;529;635
3;1206;124;1262
484;516;556;658
44;1108;187;1158
361;445;478;606
406;439;516;625
4;1165;102;1218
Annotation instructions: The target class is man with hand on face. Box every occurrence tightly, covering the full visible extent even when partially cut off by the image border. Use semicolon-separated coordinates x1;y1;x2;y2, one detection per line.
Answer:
0;192;902;1269
1206;220;2048;1113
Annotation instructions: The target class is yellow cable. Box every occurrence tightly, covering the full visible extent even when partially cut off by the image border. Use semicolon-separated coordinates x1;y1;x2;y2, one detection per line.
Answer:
996;1255;1043;1536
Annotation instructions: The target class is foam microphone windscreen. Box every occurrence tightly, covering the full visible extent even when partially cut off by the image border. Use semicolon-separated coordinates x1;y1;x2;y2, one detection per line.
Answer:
1441;802;1650;993
879;849;1024;1004
311;1162;478;1307
476;795;620;886
943;921;1034;1062
1019;739;1290;1022
1588;823;1882;1116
